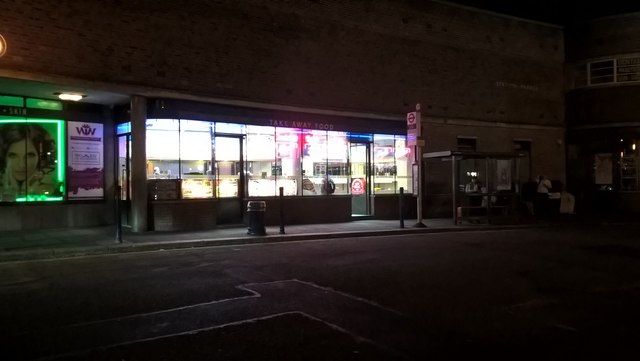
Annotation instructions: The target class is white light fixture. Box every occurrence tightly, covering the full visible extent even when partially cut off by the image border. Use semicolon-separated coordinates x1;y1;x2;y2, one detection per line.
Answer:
57;93;85;101
0;34;6;57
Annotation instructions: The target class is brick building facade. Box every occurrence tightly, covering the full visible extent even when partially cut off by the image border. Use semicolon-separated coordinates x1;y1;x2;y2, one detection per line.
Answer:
566;13;640;215
0;0;566;230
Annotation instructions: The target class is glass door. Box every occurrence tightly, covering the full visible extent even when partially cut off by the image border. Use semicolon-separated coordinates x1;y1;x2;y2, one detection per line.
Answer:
350;142;371;216
214;135;245;198
117;134;131;226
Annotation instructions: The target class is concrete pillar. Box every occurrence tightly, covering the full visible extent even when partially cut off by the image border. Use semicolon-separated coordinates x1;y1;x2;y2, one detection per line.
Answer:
130;95;148;232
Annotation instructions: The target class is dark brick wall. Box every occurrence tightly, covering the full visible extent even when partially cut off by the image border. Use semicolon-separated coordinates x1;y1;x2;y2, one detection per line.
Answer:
566;13;640;62
0;0;563;125
567;87;640;126
565;13;640;127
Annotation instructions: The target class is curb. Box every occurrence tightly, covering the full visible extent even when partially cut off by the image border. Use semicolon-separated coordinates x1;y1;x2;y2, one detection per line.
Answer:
0;223;550;263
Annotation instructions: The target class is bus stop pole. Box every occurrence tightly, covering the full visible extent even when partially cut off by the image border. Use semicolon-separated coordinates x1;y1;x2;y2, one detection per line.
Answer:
414;104;426;228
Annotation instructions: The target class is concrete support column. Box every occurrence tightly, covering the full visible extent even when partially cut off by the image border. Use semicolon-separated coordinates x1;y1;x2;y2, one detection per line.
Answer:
130;95;148;232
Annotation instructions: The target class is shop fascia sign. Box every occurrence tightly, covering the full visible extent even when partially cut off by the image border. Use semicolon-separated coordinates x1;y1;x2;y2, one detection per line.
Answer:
0;34;6;58
268;119;334;130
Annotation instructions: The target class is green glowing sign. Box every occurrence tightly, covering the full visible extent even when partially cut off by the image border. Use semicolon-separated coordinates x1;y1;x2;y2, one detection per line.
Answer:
0;95;23;107
26;98;63;111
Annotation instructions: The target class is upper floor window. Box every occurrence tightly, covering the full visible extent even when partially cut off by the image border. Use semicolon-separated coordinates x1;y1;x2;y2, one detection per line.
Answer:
573;56;640;88
457;136;477;152
589;60;614;85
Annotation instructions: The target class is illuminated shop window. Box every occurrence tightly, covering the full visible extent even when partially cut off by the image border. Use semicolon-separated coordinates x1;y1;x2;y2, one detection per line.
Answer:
395;136;412;193
215;122;245;134
301;130;327;196
327;131;349;195
373;134;396;194
180;120;214;199
0;118;65;202
275;128;301;196
372;134;411;194
146;119;180;180
246;125;277;196
141;117;411;199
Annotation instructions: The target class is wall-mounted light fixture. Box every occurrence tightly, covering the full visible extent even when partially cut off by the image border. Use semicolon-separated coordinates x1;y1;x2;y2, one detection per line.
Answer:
54;92;86;101
0;34;7;58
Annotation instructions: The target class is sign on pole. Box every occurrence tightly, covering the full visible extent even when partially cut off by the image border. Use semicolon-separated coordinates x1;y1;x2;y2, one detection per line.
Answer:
407;111;417;147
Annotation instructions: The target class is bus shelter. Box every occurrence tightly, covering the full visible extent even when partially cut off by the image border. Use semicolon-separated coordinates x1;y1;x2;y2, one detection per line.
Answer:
423;151;525;225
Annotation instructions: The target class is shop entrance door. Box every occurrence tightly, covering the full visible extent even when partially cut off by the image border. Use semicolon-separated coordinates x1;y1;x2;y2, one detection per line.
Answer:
117;134;131;226
350;142;371;217
214;135;245;223
214;135;245;198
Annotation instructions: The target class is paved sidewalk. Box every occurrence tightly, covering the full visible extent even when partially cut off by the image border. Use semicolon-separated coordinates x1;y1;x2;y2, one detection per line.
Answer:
0;218;546;262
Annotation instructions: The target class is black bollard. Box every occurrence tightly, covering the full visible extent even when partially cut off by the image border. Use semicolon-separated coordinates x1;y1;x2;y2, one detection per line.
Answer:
399;187;405;228
115;185;123;243
279;187;285;234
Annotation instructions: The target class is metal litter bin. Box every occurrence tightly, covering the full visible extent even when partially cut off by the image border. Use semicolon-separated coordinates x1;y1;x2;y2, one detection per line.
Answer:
247;201;266;235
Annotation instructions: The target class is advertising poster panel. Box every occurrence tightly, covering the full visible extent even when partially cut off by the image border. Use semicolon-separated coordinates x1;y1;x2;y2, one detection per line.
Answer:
68;122;104;199
0;118;65;202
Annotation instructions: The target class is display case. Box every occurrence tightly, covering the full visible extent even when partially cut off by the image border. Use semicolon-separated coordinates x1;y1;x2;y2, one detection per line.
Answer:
218;177;238;197
181;178;214;199
373;177;396;193
148;179;180;200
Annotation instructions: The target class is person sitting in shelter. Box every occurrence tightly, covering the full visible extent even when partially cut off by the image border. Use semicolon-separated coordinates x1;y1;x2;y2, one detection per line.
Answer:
465;176;480;193
464;176;483;223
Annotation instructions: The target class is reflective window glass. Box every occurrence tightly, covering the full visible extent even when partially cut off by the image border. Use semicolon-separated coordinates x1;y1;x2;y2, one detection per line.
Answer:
327;131;349;195
246;125;276;196
275;128;301;196
180;120;214;199
215;122;245;134
146;119;180;179
395;136;411;193
373;134;396;194
301;130;327;195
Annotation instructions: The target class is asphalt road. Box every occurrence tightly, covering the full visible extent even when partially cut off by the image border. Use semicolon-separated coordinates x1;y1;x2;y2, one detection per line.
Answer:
1;224;640;360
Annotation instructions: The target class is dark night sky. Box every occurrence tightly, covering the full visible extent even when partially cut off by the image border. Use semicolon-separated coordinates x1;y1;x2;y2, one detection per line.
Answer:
445;0;640;25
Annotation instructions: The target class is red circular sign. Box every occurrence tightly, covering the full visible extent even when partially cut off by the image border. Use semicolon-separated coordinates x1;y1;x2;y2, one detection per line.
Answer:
407;112;416;125
351;178;366;195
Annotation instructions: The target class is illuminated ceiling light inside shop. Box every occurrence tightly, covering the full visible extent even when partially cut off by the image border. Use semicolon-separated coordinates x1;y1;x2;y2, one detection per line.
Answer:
55;92;85;101
634;144;637;151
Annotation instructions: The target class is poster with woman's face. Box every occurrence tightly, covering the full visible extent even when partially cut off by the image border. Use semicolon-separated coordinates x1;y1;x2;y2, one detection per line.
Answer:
0;119;64;202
